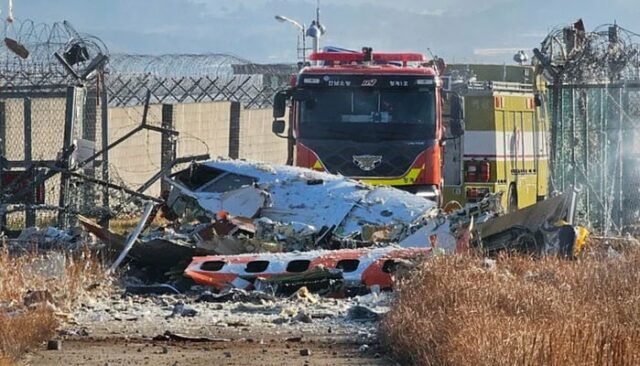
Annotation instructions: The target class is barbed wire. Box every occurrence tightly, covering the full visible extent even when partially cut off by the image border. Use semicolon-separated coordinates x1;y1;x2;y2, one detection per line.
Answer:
0;18;293;85
108;54;298;78
108;53;252;77
535;20;640;84
0;18;109;83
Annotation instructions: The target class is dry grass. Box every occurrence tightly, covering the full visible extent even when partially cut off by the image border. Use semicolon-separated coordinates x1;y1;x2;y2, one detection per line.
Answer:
0;309;56;363
382;239;640;366
0;244;109;364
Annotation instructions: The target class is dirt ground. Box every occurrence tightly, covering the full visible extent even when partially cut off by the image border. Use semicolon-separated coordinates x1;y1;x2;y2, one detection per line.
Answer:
25;333;391;366
22;290;396;366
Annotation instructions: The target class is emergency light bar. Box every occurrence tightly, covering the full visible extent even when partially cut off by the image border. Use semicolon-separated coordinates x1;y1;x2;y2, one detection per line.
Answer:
309;51;427;65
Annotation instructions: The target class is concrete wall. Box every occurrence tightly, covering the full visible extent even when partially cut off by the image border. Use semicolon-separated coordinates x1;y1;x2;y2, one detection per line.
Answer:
238;107;289;165
107;104;163;196
172;101;232;159
105;101;288;196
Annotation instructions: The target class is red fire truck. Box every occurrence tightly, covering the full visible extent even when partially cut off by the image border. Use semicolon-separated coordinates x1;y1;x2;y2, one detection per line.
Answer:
272;48;461;202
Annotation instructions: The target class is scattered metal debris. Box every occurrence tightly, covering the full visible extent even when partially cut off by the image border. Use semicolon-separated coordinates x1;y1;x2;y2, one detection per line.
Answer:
167;301;198;318
7;226;83;252
109;201;156;272
196;288;276;304
347;305;383;322
255;268;344;296
125;284;181;296
152;331;230;343
476;190;589;257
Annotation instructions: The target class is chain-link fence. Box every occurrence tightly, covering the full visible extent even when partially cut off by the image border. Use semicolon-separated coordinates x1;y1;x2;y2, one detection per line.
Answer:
106;54;295;109
0;85;113;231
550;83;640;234
0;91;66;228
106;74;286;109
106;53;298;109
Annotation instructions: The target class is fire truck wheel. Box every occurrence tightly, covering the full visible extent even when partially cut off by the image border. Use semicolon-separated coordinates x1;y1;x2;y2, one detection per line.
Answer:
507;184;518;213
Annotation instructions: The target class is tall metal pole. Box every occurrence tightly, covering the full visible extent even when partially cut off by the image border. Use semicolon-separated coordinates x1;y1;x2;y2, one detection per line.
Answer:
311;35;318;62
314;0;321;57
58;86;78;227
571;88;576;191
599;88;606;234
583;91;590;224
617;87;624;231
603;86;610;235
276;16;306;64
23;97;35;227
301;24;306;64
0;101;5;230
558;86;565;191
100;72;110;227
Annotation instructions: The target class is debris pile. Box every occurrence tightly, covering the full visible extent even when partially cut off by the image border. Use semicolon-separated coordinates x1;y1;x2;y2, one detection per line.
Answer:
3;226;88;253
74;158;502;291
162;159;442;249
12;158;589;298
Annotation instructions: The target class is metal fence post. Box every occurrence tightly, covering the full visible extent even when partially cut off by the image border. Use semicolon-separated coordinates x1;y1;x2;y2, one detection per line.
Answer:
570;88;576;191
618;87;624;231
229;101;241;159
603;86;611;235
558;86;565;192
0;101;5;230
58;87;77;227
80;89;99;215
23;97;36;227
160;104;175;194
100;75;110;226
582;90;590;224
599;88;606;234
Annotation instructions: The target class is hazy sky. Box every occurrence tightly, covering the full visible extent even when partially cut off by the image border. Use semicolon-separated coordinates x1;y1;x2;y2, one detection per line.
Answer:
4;0;640;64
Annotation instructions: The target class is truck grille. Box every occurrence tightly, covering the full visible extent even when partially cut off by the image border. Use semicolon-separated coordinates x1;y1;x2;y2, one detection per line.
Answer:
301;139;431;178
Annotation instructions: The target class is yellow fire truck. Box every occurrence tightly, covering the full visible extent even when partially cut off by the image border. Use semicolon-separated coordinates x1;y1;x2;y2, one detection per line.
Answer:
441;64;550;212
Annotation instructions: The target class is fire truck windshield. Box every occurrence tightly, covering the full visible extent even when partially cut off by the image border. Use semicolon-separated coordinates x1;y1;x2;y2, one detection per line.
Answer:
299;88;436;141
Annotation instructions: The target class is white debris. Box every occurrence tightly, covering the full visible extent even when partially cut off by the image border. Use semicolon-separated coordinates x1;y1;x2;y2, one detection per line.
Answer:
167;159;438;244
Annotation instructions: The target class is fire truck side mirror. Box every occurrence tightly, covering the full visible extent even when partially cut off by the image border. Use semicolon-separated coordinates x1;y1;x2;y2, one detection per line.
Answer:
450;119;465;137
273;91;289;118
450;93;465;120
272;120;286;135
450;93;465;137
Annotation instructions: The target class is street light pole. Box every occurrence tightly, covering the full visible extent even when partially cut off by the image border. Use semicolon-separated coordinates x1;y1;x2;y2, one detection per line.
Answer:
275;15;306;63
301;23;306;63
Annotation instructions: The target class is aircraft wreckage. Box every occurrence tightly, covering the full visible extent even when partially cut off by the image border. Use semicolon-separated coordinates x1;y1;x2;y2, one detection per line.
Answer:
80;158;588;293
